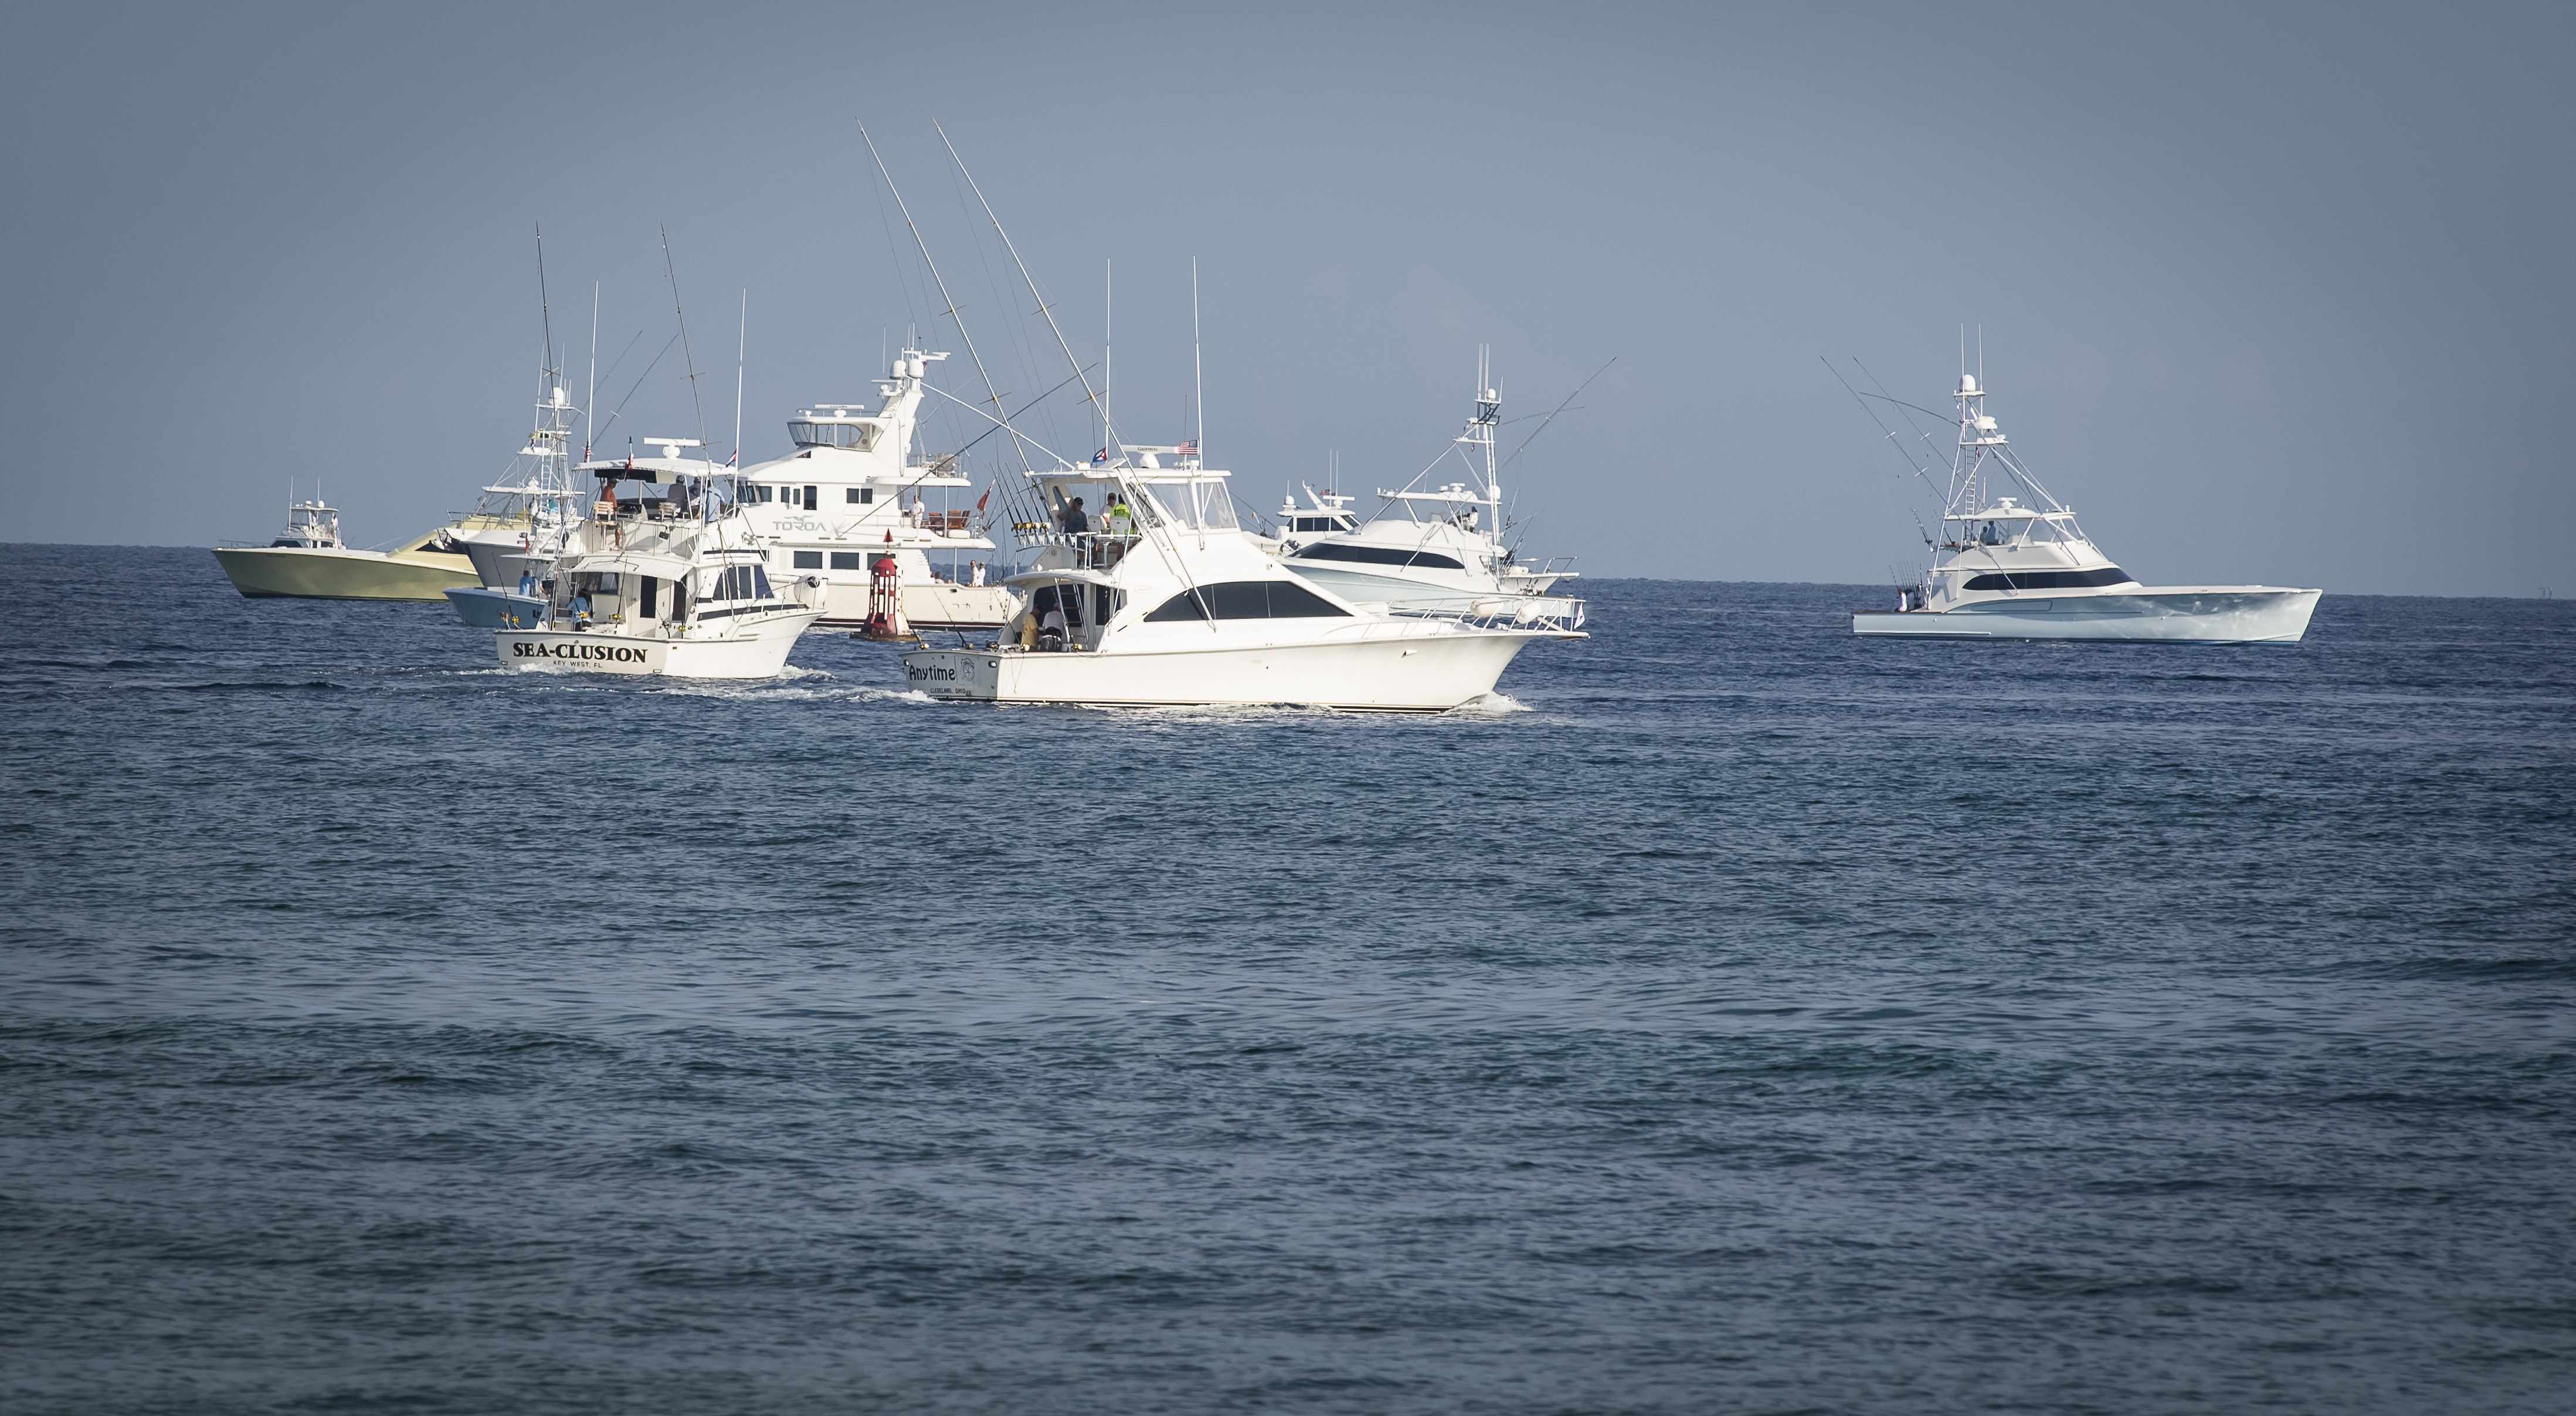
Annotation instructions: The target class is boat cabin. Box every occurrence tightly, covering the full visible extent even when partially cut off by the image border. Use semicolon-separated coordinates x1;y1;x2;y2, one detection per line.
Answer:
270;500;342;548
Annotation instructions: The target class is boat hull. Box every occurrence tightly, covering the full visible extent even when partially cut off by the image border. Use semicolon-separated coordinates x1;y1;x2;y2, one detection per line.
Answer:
213;546;480;601
1282;562;1582;624
811;577;1016;631
1853;588;2321;643
445;587;549;628
495;612;822;679
901;628;1565;710
456;536;561;590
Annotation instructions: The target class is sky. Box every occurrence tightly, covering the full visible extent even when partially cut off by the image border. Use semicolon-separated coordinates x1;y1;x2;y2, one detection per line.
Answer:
4;1;2568;595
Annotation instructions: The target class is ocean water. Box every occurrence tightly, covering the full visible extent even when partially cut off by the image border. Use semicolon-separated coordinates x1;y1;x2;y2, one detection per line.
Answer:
2;543;2571;1414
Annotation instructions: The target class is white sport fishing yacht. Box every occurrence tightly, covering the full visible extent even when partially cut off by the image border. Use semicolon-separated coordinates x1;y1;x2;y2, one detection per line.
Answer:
1270;356;1580;628
496;461;822;677
735;347;1015;631
446;376;586;629
1852;372;2320;643
902;448;1581;710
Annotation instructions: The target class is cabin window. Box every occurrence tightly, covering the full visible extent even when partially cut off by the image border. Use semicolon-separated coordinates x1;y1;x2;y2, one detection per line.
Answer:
1962;567;2132;591
1143;580;1351;622
1291;543;1466;571
1293;517;1348;533
707;565;772;601
788;421;879;451
830;551;864;571
792;551;823;570
753;486;773;503
802;486;818;511
846;487;874;504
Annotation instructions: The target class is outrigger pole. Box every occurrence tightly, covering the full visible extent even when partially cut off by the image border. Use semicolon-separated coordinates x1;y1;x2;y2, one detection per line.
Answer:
854;119;1034;483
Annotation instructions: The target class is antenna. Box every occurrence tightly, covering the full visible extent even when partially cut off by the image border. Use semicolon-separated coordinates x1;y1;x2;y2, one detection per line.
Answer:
1104;259;1112;459
732;290;747;476
534;224;555;401
660;226;710;460
585;283;599;460
1192;258;1204;465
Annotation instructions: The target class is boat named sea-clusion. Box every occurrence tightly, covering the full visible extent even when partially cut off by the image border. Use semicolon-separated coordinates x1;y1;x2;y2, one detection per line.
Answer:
1851;371;2319;643
494;465;822;679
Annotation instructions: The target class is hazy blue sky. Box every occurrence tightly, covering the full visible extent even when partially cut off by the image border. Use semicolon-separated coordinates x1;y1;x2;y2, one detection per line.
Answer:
5;2;2568;594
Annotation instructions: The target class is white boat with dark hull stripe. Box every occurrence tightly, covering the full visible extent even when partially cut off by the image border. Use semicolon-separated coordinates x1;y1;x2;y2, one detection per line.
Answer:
904;452;1577;711
1269;353;1580;629
1851;369;2319;644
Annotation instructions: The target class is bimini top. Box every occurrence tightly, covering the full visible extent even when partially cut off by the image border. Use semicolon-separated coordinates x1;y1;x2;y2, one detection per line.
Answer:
1951;496;2074;523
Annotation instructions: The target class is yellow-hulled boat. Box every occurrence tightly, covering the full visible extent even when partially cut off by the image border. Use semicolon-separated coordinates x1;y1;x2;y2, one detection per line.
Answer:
213;499;480;601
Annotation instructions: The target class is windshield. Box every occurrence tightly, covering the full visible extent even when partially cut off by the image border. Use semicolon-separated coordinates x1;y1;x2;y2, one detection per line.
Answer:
1136;477;1237;532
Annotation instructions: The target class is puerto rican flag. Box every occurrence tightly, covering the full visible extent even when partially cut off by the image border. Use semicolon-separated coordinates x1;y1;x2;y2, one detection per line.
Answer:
1092;448;1109;463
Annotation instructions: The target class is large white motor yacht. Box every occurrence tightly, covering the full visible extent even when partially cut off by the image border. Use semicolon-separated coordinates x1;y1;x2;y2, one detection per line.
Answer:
903;450;1581;710
1269;358;1580;628
734;347;1016;631
496;465;822;679
1851;372;2320;643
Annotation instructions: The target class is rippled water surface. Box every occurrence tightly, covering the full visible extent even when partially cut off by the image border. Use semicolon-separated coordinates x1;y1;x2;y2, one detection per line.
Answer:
4;544;2572;1414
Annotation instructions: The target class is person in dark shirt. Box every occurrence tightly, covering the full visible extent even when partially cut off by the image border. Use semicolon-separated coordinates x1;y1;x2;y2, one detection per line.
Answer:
1059;497;1089;534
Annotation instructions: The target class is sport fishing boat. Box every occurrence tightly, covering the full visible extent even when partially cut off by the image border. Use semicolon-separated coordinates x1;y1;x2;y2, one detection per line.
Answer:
446;375;587;629
213;492;481;601
496;460;822;678
1271;355;1580;629
1851;372;2320;643
902;448;1581;710
735;347;1015;631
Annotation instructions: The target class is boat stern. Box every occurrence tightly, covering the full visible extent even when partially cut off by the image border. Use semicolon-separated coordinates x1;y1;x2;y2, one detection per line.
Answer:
901;648;1002;700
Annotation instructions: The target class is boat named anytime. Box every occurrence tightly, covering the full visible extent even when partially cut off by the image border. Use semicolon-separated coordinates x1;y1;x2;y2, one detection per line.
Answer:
904;445;1580;710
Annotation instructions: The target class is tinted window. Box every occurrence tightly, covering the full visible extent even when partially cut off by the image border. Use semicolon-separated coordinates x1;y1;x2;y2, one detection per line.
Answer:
802;487;818;511
792;551;823;570
1963;567;2133;591
830;551;864;571
1145;581;1352;621
1291;542;1465;571
1264;581;1349;617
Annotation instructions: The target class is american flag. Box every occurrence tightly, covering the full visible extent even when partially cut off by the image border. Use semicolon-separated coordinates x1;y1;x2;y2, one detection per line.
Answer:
1176;439;1197;456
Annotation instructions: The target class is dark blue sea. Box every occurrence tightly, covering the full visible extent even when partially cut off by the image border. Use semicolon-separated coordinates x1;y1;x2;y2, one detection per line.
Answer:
3;544;2571;1414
